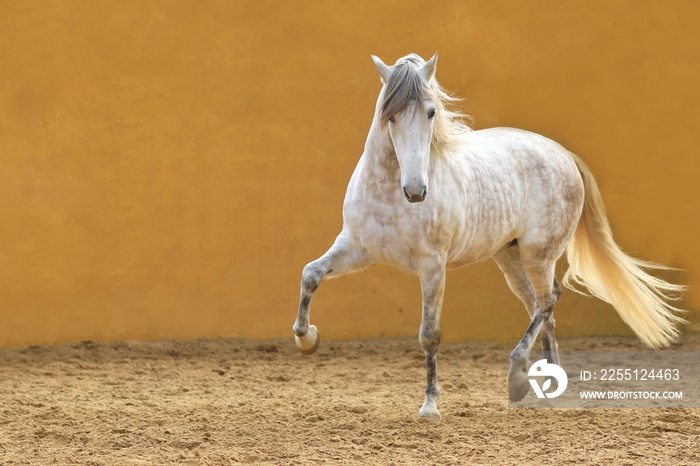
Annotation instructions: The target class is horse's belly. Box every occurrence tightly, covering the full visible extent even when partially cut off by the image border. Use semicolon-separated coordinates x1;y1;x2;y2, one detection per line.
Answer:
445;244;501;269
445;223;516;269
445;254;484;269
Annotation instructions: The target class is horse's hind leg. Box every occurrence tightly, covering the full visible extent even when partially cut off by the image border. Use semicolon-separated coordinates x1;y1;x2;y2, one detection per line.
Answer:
494;246;562;382
541;278;562;366
506;245;562;402
493;245;536;317
293;232;368;354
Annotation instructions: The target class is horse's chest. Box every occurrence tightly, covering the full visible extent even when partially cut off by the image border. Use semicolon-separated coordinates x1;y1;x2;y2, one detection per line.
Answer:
345;198;447;271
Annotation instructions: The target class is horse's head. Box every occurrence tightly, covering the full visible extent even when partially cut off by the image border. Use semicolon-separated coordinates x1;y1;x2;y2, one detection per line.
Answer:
372;53;439;203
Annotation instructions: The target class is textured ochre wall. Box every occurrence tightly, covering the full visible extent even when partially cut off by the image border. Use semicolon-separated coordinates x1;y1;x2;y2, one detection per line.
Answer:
1;1;698;347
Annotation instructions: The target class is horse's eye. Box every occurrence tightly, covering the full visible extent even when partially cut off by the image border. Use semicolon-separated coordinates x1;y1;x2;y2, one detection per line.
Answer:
389;117;395;123
427;109;436;120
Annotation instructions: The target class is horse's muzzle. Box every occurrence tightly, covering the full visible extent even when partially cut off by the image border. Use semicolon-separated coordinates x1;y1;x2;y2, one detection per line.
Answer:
403;185;427;203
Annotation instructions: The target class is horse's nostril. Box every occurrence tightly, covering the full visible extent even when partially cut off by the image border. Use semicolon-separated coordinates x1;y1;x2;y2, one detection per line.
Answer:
403;185;427;203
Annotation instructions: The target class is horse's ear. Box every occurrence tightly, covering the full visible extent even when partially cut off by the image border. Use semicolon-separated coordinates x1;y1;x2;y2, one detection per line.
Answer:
371;55;392;83
419;52;438;81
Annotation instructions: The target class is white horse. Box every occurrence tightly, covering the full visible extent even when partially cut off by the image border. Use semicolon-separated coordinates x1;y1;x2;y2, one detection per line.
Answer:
292;53;685;420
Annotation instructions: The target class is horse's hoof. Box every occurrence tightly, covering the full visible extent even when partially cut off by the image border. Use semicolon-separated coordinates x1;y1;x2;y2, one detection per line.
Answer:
507;355;531;402
418;399;442;421
418;408;442;421
507;371;531;402
508;381;531;402
295;325;320;355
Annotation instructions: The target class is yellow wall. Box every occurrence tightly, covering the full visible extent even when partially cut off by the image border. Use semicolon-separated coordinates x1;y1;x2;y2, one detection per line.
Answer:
0;0;698;347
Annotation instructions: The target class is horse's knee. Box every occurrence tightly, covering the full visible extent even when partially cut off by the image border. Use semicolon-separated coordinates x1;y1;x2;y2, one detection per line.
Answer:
301;262;325;293
419;327;442;353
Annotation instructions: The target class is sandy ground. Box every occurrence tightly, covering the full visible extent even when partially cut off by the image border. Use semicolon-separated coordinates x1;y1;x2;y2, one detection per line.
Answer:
0;334;698;465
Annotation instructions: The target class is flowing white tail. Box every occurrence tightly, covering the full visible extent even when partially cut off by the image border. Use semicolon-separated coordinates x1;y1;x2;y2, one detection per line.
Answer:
563;156;686;348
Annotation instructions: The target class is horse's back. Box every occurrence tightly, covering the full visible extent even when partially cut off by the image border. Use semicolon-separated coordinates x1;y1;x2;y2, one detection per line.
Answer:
458;127;585;253
461;127;577;171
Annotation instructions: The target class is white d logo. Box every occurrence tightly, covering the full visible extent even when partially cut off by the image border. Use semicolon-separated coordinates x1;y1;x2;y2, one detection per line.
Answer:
527;359;568;399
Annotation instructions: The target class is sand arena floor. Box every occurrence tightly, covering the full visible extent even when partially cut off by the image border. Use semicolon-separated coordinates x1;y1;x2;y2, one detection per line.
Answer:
0;334;698;465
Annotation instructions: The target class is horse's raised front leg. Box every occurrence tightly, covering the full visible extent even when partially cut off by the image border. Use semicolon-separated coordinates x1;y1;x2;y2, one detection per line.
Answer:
292;232;368;355
417;253;446;421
